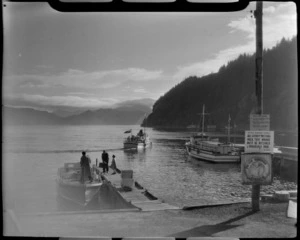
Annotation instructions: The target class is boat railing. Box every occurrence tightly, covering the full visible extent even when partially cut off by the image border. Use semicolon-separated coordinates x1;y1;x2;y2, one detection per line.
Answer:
64;162;81;171
125;135;145;143
58;163;103;183
189;144;220;153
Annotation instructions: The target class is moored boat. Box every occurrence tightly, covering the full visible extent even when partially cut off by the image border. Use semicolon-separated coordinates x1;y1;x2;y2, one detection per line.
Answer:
185;104;243;163
56;162;103;206
185;136;242;163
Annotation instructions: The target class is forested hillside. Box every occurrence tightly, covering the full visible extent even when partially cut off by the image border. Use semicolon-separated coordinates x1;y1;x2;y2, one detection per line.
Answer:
144;37;297;131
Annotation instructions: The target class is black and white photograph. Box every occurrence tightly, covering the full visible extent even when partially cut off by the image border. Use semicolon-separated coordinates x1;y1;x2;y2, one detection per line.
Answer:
2;0;297;238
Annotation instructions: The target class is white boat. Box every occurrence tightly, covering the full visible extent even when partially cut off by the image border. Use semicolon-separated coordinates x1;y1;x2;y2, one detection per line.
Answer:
123;130;151;149
185;105;242;163
185;135;242;163
56;162;103;206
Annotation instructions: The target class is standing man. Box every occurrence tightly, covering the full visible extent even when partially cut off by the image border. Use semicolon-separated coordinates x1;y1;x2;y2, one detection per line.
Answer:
101;150;109;173
80;151;92;183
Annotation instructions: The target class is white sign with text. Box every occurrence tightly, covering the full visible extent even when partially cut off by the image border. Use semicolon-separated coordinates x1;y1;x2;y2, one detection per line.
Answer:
245;131;274;153
250;114;270;131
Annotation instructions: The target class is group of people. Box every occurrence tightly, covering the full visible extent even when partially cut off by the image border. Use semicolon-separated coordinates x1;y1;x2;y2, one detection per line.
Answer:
100;150;117;175
79;150;118;183
127;129;145;142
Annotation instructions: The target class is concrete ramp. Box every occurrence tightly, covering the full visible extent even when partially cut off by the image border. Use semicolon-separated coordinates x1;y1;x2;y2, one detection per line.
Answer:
103;173;180;211
98;182;138;210
131;200;180;211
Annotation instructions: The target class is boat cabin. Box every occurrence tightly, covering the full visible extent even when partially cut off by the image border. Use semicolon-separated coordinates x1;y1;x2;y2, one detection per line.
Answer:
191;139;237;155
58;162;101;183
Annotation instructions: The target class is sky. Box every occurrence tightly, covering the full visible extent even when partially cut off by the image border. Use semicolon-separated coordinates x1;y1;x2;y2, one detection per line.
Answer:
2;1;297;113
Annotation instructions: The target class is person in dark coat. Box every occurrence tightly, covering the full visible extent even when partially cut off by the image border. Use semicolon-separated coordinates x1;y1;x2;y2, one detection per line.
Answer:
80;151;92;183
101;150;109;173
138;129;144;137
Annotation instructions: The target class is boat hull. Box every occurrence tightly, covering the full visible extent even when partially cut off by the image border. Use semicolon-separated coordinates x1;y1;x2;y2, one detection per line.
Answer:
56;179;102;207
123;140;151;149
186;144;241;163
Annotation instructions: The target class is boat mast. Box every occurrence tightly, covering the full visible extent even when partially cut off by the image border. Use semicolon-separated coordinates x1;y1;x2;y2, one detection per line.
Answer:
233;121;236;143
197;104;209;140
227;114;231;143
202;104;205;137
144;114;147;136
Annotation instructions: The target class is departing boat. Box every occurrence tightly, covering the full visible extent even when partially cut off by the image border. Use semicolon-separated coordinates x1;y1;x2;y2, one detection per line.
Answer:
56;162;103;206
185;105;243;163
123;129;151;149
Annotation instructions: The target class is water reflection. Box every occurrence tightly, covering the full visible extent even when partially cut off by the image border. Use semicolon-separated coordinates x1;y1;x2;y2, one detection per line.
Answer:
123;148;149;162
188;157;241;173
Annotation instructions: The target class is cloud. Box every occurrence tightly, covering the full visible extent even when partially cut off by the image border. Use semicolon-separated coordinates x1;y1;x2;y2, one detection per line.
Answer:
18;79;48;88
36;65;53;69
96;68;163;87
24;94;117;107
133;88;147;93
4;67;163;91
228;2;296;48
173;43;254;82
67;92;96;96
5;94;118;110
172;2;296;83
2;67;165;110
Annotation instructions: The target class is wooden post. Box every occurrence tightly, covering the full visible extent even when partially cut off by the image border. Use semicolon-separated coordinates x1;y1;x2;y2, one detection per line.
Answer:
252;1;263;212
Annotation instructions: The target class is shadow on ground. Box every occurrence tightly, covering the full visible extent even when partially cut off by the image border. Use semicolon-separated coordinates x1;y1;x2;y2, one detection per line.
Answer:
168;211;257;237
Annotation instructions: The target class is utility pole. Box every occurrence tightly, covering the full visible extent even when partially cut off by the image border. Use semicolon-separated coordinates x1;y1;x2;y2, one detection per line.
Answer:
252;1;263;211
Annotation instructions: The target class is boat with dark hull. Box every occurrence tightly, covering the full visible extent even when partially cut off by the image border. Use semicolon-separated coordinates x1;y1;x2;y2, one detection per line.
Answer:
56;162;103;206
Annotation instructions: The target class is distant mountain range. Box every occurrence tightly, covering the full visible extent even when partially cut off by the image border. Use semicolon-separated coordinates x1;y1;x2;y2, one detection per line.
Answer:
3;98;155;125
143;37;297;132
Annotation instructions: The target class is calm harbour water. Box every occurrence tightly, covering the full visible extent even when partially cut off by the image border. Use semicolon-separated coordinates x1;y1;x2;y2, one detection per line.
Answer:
2;125;298;214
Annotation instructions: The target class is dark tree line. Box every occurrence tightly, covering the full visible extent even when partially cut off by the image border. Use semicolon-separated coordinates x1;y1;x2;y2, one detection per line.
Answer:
144;37;297;132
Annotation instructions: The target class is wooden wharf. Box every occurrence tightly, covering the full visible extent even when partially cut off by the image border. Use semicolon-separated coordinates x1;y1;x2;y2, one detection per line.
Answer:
273;146;298;182
100;168;180;212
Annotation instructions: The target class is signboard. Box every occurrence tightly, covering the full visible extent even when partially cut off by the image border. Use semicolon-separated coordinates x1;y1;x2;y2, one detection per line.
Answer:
245;130;274;153
241;153;272;185
250;114;270;131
